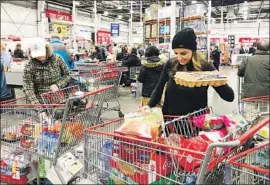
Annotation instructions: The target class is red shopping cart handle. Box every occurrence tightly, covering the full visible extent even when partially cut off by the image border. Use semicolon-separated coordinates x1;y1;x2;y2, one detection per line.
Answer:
242;95;270;102
238;117;269;145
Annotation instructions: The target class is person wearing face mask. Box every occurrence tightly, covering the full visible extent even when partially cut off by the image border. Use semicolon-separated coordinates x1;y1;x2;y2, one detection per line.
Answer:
146;28;234;116
23;38;71;104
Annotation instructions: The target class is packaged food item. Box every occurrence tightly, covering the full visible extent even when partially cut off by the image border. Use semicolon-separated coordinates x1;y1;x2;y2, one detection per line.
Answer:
109;152;172;184
166;134;213;172
1;154;29;184
113;108;164;163
174;71;227;88
192;114;236;131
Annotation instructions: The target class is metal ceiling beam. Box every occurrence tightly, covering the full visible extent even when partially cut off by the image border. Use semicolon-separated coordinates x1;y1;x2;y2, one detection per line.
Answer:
256;0;264;19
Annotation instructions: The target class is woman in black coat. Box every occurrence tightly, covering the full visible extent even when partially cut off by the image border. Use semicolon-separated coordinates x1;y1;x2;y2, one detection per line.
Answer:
120;47;141;86
138;46;164;106
147;28;234;116
90;46;104;61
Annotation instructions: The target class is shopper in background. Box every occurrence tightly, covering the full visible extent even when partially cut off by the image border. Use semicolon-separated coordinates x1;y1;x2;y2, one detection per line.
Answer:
8;49;13;57
138;46;165;106
90;46;104;61
50;35;74;70
248;44;256;55
122;47;141;67
137;43;145;58
13;43;24;58
120;47;141;86
0;42;13;70
116;45;128;61
211;45;221;71
0;63;9;101
146;28;234;116
239;45;246;54
112;43;118;56
237;40;270;98
23;38;71;104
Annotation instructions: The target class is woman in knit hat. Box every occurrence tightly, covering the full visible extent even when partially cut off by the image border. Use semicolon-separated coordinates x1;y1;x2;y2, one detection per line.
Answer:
138;46;165;106
146;28;234;117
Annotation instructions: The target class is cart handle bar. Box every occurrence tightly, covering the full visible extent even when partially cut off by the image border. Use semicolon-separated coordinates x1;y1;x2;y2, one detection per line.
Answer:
0;85;113;108
228;142;270;175
242;95;270;102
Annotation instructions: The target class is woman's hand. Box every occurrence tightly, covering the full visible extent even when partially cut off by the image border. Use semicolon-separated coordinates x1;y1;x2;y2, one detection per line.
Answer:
140;105;150;111
50;84;59;92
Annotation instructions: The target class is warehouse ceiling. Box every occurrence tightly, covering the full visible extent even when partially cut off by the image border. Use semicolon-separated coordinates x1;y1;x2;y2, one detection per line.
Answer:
2;0;270;23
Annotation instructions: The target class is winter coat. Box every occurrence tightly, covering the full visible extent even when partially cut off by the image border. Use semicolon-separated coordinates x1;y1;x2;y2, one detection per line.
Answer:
237;50;270;98
0;64;8;98
122;54;141;67
116;51;128;61
137;56;164;97
23;53;71;104
148;57;234;116
13;49;24;58
50;39;74;70
91;51;104;61
212;50;221;65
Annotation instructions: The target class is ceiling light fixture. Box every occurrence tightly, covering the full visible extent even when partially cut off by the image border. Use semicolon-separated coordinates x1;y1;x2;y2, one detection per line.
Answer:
118;15;122;19
192;1;197;4
118;6;122;9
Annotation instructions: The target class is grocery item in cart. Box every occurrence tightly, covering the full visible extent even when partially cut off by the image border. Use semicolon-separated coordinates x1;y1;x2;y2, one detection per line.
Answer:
174;71;227;87
166;133;214;172
109;152;173;184
192;113;236;130
97;141;113;181
0;153;30;184
113;108;163;163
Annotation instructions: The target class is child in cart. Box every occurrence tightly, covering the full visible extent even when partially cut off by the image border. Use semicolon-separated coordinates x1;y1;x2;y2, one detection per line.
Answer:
144;28;235;134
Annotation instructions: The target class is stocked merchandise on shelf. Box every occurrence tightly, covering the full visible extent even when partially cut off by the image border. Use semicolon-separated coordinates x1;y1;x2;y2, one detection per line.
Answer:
219;43;230;64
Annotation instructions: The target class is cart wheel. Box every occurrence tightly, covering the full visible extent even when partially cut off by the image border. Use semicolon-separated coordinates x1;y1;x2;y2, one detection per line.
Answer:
118;111;124;118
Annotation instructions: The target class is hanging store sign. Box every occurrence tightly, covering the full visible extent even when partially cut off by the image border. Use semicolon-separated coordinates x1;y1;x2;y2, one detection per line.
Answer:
97;30;111;44
52;24;69;36
210;38;228;43
238;37;266;44
46;9;72;22
110;23;120;37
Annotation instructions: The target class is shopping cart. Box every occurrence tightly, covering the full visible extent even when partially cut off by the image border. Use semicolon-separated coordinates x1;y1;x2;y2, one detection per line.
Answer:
75;64;128;117
0;85;113;184
83;107;269;185
226;142;269;184
238;77;270;121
